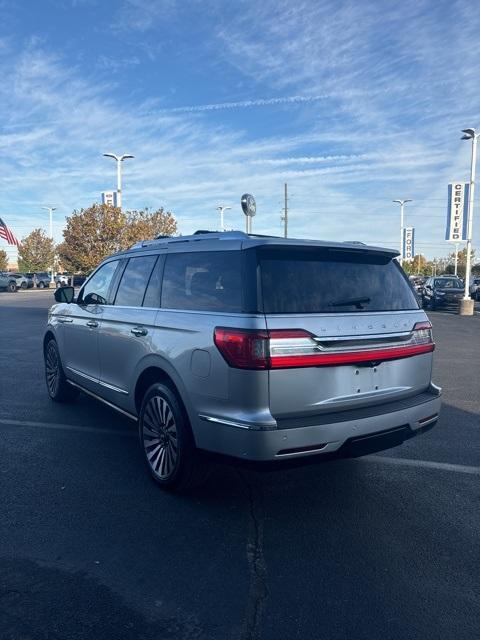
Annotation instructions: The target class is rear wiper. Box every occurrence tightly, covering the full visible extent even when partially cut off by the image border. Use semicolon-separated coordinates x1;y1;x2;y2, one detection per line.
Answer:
329;296;371;309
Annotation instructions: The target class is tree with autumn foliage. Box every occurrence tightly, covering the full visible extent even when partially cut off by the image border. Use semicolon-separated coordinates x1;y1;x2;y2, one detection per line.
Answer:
0;249;8;271
18;229;55;272
57;204;178;273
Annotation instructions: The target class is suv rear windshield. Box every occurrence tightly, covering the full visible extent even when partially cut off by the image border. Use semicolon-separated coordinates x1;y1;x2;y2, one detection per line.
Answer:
259;248;419;314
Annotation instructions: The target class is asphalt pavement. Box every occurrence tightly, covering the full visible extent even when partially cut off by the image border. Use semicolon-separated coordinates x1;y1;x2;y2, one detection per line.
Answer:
0;289;479;640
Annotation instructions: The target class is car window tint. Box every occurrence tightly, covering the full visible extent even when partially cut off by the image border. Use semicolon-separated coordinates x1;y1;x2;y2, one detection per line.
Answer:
115;256;157;307
143;256;164;308
161;252;242;312
81;260;119;305
259;249;419;313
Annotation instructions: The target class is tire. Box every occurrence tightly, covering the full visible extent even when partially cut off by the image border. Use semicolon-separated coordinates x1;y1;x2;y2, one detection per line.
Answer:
7;281;16;293
21;281;27;289
56;282;61;289
44;339;78;403
139;383;209;491
38;281;45;289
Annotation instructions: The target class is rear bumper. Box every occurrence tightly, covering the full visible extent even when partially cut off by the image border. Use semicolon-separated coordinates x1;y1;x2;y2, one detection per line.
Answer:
194;384;441;462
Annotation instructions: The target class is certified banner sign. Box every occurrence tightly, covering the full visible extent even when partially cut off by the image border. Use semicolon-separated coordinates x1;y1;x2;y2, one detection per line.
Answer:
102;191;118;207
402;227;414;261
446;183;469;241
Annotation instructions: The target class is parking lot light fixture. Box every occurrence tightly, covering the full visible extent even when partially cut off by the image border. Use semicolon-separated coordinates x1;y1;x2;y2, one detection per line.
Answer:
460;128;479;302
393;199;412;267
216;205;231;232
42;206;57;284
103;153;135;209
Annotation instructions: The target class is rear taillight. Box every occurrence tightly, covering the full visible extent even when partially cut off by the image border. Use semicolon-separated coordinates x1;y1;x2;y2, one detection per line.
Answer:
214;322;435;370
411;321;434;345
213;328;270;369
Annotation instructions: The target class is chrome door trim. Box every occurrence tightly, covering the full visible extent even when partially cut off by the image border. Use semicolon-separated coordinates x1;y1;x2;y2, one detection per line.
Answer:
67;380;137;421
66;366;129;395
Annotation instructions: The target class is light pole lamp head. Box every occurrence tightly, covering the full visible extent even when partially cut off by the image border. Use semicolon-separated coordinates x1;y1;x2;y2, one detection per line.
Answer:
461;128;476;140
120;154;135;161
42;206;57;212
393;199;412;205
103;152;119;161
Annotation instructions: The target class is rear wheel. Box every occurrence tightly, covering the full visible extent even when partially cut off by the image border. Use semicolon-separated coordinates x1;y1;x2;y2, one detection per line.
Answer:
38;281;45;289
21;281;27;289
139;383;208;491
44;339;78;402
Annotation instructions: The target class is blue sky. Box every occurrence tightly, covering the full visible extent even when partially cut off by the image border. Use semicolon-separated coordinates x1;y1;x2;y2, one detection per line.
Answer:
1;0;479;263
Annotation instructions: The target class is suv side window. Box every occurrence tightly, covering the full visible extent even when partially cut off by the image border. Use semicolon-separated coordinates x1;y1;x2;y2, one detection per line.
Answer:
114;255;158;307
78;260;119;305
143;255;165;308
161;251;242;312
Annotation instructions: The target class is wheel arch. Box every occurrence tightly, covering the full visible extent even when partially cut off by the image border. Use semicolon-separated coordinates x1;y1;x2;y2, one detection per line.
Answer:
133;360;193;426
43;329;56;352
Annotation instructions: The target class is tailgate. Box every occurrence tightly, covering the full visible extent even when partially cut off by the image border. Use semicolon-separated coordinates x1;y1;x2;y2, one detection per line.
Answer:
266;311;433;419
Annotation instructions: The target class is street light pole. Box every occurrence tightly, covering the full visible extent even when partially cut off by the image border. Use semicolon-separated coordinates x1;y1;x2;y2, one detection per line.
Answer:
460;129;478;306
42;206;57;284
103;153;135;209
393;199;412;267
216;205;231;232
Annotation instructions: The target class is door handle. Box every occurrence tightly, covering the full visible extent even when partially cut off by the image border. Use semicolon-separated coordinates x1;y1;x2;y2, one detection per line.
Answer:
58;317;73;323
131;326;148;337
86;320;99;328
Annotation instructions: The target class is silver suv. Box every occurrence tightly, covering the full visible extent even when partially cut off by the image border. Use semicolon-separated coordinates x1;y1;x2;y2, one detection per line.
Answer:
44;231;441;489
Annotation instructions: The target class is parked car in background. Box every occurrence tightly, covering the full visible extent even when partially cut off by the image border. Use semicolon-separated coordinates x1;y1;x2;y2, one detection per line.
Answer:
54;273;72;288
422;276;464;309
44;230;441;490
10;273;33;289
0;272;17;293
469;277;480;301
32;272;52;288
408;275;426;296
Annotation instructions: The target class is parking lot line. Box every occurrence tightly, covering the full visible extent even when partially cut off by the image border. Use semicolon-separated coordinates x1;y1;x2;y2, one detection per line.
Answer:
0;417;479;476
365;454;480;476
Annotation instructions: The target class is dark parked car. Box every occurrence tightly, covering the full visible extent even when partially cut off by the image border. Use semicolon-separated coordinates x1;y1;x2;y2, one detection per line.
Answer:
422;276;464;309
28;272;52;288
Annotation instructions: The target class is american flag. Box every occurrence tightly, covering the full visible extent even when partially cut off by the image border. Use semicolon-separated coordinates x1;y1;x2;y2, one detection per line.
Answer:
0;218;19;247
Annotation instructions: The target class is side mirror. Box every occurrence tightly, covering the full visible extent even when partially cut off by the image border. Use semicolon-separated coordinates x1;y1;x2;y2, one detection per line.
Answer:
54;286;75;303
83;292;106;306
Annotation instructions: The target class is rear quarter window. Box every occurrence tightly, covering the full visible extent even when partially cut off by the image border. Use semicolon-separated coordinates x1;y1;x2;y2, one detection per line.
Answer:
161;251;242;312
259;248;419;313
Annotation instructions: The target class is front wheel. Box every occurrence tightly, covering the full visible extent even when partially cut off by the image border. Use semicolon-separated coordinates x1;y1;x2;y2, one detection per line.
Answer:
21;281;27;289
7;282;16;293
38;281;45;289
44;339;78;403
139;383;208;491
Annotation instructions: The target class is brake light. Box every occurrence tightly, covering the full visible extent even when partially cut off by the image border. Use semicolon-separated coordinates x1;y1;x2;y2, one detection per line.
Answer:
213;328;270;369
214;323;435;370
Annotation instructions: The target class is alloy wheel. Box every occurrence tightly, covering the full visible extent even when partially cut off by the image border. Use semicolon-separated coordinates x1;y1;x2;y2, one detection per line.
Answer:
45;342;60;397
142;396;178;479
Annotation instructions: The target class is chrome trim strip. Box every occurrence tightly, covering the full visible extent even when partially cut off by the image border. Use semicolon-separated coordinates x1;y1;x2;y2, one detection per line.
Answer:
199;414;268;430
66;367;129;395
312;331;412;343
66;380;137;422
275;445;328;458
98;380;129;395
66;367;97;384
